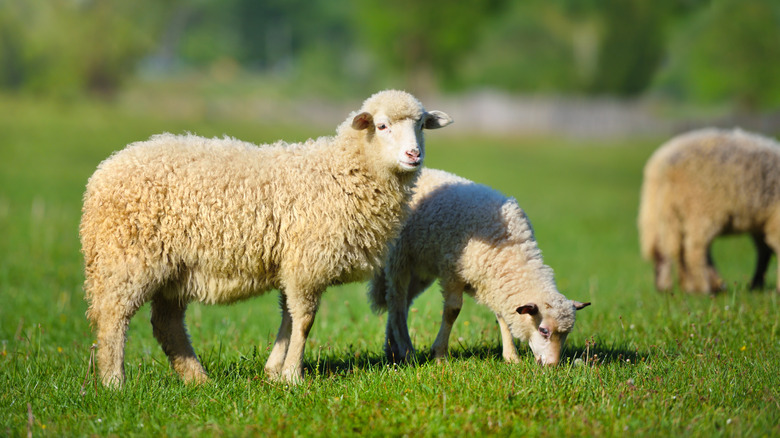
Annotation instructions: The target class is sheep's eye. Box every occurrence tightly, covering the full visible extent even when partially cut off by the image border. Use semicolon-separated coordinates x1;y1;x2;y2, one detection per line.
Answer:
377;123;388;131
539;327;550;337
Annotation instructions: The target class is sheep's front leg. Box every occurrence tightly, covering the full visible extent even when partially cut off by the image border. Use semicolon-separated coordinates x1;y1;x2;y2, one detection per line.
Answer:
681;229;720;294
495;313;521;363
279;292;321;384
265;293;293;380
750;234;772;290
430;283;464;361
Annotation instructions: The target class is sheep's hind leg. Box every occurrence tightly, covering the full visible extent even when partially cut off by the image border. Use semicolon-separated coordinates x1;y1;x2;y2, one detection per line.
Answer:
430;281;464;361
265;293;293;380
652;248;674;292
151;294;208;384
762;225;780;293
92;292;144;388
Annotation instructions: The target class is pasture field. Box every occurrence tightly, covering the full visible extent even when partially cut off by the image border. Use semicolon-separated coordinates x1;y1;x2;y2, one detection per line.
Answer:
1;97;778;436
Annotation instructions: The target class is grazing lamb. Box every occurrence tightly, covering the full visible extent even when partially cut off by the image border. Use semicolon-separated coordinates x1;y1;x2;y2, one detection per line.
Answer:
639;127;780;294
80;90;453;387
369;168;590;365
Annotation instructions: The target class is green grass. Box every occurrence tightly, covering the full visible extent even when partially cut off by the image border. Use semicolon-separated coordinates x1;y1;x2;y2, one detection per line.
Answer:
1;96;778;437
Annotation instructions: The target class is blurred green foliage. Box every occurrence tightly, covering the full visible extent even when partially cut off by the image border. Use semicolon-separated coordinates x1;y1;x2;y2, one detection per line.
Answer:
1;0;779;110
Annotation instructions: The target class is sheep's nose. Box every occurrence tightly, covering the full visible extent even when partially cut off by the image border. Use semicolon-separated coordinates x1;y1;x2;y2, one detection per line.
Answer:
405;149;420;159
536;355;559;366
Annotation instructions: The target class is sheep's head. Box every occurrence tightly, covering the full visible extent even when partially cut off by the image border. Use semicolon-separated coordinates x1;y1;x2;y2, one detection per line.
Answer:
350;90;452;174
508;295;590;366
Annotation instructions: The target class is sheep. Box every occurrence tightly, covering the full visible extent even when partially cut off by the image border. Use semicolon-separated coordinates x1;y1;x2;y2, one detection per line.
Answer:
639;127;780;294
368;168;590;365
79;90;453;387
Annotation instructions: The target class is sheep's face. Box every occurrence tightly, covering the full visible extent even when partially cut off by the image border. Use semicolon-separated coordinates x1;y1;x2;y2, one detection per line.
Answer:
352;109;453;173
350;90;452;174
510;300;590;366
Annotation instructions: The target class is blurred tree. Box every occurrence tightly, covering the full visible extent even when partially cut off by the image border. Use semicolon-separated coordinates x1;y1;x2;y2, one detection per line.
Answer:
655;0;780;111
588;0;667;96
585;0;706;97
452;0;703;97
0;0;169;98
0;1;26;90
457;1;592;93
351;0;507;93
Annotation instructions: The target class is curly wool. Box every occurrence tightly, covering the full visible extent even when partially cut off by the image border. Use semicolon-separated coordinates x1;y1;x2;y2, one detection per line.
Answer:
370;168;586;364
82;132;410;312
80;89;452;386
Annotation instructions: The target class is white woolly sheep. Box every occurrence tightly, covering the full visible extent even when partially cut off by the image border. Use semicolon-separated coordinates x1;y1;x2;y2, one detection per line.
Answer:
639;127;780;294
80;90;453;387
369;168;590;365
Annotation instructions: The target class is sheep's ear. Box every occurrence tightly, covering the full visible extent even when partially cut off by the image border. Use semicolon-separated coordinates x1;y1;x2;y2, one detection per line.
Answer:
352;112;373;130
517;304;539;315
423;111;453;129
573;301;591;311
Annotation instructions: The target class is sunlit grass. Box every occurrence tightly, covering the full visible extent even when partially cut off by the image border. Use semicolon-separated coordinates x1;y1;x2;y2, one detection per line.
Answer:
0;97;778;436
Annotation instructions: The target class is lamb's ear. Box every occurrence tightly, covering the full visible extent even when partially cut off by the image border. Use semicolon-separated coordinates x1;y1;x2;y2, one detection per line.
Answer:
423;110;453;129
573;301;591;311
352;112;373;130
517;304;539;315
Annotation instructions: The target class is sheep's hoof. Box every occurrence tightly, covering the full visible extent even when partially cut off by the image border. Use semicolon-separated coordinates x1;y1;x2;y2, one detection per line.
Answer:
182;372;210;385
100;374;124;390
503;355;521;364
281;368;303;386
265;368;283;381
431;351;449;364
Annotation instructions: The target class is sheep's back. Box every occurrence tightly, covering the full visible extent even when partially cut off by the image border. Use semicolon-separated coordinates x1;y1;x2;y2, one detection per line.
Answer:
400;169;539;282
645;129;780;230
81;133;409;301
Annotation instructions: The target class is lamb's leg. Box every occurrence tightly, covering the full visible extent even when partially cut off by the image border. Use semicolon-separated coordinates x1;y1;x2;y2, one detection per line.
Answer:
279;292;321;384
495;313;521;363
750;234;772;290
150;294;208;384
384;272;415;363
430;281;464;361
265;293;293;380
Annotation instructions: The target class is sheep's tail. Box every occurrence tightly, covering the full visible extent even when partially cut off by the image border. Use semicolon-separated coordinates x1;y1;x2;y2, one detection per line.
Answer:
638;175;658;262
368;269;388;314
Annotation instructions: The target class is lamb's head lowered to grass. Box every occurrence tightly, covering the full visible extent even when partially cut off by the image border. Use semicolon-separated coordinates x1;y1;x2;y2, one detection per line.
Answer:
369;168;590;366
515;296;591;366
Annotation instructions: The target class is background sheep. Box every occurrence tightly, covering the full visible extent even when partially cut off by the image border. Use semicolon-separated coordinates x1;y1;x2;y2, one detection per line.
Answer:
80;90;453;387
369;168;590;365
639;127;780;294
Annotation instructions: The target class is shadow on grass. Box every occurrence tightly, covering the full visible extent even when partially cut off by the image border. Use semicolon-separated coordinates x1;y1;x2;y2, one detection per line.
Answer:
206;338;654;382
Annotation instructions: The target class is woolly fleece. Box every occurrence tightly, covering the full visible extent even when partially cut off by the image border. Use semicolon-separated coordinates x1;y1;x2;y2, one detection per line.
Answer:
639;127;780;294
369;168;589;365
80;90;452;386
